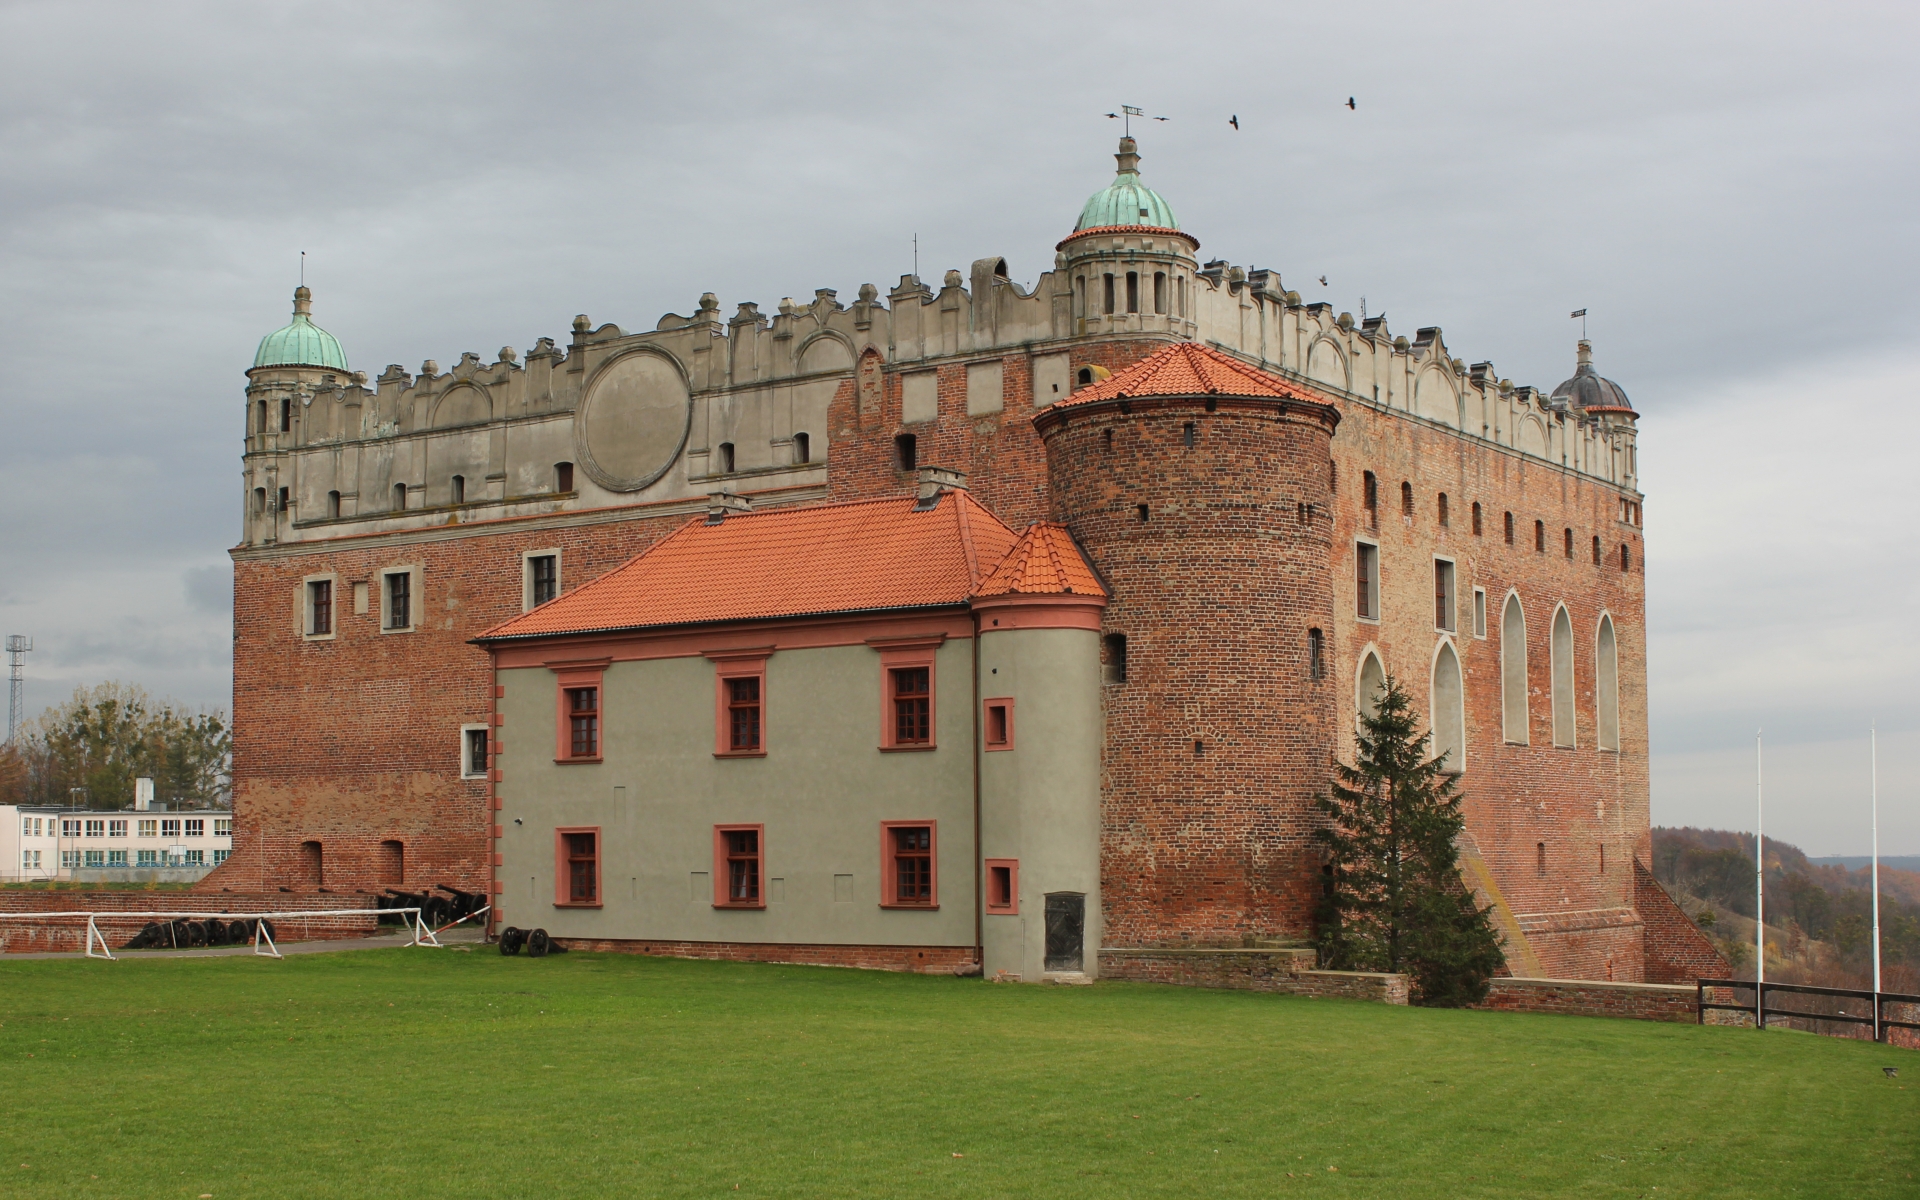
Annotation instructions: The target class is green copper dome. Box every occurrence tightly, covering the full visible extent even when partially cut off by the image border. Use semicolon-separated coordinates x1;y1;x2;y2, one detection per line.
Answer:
1074;137;1178;232
253;286;348;371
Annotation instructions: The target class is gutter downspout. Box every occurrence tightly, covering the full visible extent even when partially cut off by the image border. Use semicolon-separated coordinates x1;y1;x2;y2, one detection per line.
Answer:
971;608;984;973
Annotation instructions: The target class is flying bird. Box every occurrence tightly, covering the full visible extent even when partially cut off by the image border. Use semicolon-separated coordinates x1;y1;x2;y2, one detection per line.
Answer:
1229;114;1239;130
1318;275;1328;286
1346;97;1356;110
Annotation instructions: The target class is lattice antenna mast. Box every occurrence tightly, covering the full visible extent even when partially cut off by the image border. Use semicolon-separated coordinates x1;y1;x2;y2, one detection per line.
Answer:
5;636;30;744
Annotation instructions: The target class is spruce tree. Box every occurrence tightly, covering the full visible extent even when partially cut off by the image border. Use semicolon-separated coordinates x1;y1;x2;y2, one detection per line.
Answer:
1314;674;1505;1006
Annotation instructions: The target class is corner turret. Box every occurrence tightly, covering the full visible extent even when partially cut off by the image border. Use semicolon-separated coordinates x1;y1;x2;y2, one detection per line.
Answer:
1056;138;1200;342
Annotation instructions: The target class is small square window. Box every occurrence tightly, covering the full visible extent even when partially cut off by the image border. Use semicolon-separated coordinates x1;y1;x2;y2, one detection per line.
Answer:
985;858;1019;914
984;699;1013;750
713;826;764;907
107;849;127;867
882;822;937;908
108;819;126;837
213;849;230;865
138;819;157;838
556;828;600;906
161;818;180;838
215;818;233;837
137;849;158;867
185;819;204;837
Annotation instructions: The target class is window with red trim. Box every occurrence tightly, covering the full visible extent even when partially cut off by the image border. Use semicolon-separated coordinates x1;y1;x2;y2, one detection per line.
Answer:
984;698;1013;750
567;687;598;758
882;822;936;907
891;667;931;745
714;825;763;907
554;827;600;906
727;677;761;751
985;858;1018;914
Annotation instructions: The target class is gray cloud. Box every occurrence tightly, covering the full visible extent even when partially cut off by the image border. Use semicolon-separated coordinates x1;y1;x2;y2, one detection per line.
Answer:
1;0;1914;851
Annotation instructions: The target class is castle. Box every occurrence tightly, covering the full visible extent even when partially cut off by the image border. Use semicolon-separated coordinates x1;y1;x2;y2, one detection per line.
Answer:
212;136;1715;983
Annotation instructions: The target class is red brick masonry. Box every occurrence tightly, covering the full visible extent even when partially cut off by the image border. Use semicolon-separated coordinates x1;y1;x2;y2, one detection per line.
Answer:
1099;948;1411;1005
551;938;976;974
1474;976;1700;1023
1634;858;1732;982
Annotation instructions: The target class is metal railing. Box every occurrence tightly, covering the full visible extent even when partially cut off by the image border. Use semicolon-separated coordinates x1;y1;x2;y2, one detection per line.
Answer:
1698;977;1920;1042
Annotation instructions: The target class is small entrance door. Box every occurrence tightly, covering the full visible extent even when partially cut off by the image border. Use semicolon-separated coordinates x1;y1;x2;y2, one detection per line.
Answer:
1044;892;1084;972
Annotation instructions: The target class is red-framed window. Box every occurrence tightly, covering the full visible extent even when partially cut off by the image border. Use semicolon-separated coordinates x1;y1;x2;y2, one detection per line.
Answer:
713;825;764;908
983;697;1014;751
881;821;937;908
985;857;1019;914
872;638;942;750
551;662;607;762
554;827;600;906
708;651;771;757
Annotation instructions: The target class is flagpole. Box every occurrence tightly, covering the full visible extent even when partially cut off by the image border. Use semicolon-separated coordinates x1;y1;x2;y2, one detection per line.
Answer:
1756;730;1765;1029
1872;724;1881;996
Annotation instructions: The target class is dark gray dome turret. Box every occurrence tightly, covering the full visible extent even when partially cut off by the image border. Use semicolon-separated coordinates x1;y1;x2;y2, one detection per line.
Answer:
1551;339;1633;412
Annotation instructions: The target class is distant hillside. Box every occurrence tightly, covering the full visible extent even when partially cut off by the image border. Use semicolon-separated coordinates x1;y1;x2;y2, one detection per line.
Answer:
1810;855;1920;874
1651;827;1920;985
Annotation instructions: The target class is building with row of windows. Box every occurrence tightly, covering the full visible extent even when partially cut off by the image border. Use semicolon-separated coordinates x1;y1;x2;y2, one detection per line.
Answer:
3;803;233;882
209;136;1724;984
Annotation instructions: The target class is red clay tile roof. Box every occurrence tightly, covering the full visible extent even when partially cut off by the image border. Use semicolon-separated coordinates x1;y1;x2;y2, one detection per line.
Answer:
476;492;1021;641
1052;341;1324;410
1056;224;1200;251
974;523;1107;598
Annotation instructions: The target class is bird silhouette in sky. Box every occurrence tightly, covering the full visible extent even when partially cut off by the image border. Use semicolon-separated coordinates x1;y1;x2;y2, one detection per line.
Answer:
1229;114;1239;130
1319;276;1329;286
1346;97;1356;110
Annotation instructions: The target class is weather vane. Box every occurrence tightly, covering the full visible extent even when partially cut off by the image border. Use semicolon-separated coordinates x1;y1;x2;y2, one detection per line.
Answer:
1105;105;1168;137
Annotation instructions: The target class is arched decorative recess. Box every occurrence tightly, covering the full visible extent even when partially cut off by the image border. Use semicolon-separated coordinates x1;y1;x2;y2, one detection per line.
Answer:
796;330;855;376
1430;638;1465;773
1356;647;1387;725
1307;337;1349;392
1595;613;1620;751
1550;603;1576;748
1500;592;1528;744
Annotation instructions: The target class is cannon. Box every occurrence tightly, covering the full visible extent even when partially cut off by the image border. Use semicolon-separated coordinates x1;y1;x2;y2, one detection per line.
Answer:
498;926;527;956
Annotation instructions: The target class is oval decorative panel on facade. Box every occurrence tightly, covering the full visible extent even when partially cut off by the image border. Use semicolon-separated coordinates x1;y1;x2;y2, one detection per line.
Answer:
574;350;691;492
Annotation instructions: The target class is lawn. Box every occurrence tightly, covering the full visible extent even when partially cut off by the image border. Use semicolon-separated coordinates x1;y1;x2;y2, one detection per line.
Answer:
1;948;1913;1198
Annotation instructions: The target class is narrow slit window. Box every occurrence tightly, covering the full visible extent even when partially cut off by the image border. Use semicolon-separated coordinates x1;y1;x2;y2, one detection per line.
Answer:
307;579;332;636
984;700;1012;749
1472;501;1482;536
1308;628;1324;680
1356;543;1379;620
1620;543;1631;571
1153;271;1167;314
1102;633;1128;685
1534;520;1546;553
1537;842;1547;874
895;434;917;472
1564;527;1574;558
554;461;574;493
1363;472;1378;529
278;486;290;514
1438;493;1450;527
1504;511;1514;545
717;442;735;474
1434;560;1455;632
1103;273;1115;314
1126;271;1139;314
1592;535;1601;565
451;475;465;505
1473;588;1487;639
793;432;810;464
279;399;291;432
1401;481;1414;517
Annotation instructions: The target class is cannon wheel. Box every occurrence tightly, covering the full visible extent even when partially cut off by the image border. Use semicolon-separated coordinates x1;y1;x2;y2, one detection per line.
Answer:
498;926;524;956
527;928;550;958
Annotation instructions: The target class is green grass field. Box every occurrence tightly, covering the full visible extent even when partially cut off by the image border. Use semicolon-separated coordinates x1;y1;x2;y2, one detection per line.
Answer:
2;947;1913;1198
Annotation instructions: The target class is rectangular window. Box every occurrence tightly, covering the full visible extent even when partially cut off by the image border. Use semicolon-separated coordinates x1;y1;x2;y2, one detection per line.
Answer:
555;828;600;906
1308;627;1324;680
308;579;333;636
891;667;931;745
1504;511;1514;544
215;818;232;837
1438;493;1450;527
161;818;180;838
882;822;937;907
85;819;104;838
1564;527;1574;558
1473;588;1488;639
213;849;229;865
713;825;764;907
1103;273;1115;314
108;819;126;837
22;850;39;871
1102;633;1128;685
463;726;490;778
1472;501;1482;536
137;849;158;866
185;819;204;838
985;858;1019;913
63;818;81;837
385;571;412;630
1363;471;1378;529
1434;559;1456;632
568;688;598;758
107;850;127;867
984;698;1013;750
1355;542;1380;621
185;849;205;865
62;849;81;869
727;677;761;750
84;849;105;867
528;554;558;607
138;819;157;838
1126;270;1139;314
1534;520;1545;553
1537;842;1547;874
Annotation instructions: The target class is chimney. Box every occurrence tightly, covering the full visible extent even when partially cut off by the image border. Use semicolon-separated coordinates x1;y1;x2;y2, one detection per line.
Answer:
706;491;752;524
134;778;154;812
914;466;969;510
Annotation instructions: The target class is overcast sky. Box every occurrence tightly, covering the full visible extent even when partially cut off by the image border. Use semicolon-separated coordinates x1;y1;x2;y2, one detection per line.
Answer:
1;1;1914;854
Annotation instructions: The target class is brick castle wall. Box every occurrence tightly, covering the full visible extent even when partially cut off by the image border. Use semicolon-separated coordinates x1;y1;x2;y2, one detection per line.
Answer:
1042;392;1341;945
0;890;383;953
1634;858;1732;982
548;937;974;974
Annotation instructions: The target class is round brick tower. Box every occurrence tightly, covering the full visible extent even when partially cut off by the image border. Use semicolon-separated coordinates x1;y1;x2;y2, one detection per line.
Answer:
1034;343;1341;946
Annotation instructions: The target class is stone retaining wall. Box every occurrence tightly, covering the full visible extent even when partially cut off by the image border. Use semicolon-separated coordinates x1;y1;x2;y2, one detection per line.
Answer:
1474;975;1700;1023
1098;947;1408;1005
0;890;386;953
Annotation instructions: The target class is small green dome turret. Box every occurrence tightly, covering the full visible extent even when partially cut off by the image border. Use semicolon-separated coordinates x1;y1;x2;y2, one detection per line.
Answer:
1074;137;1178;232
253;286;348;371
